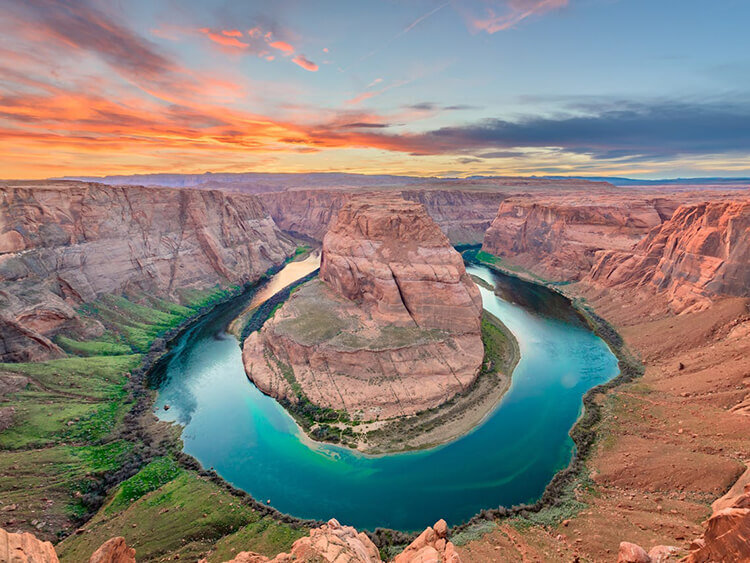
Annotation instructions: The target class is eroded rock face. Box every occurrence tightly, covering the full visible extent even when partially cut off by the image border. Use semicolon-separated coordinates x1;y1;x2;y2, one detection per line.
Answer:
0;527;59;562
223;519;380;562
393;519;460;563
261;187;508;245
481;195;673;281
686;483;750;563
320;196;482;332
0;181;295;361
243;196;483;419
222;519;462;563
88;536;136;563
587;200;750;313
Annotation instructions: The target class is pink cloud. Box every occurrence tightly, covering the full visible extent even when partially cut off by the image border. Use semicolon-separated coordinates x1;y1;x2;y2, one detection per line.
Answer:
269;40;295;53
292;55;318;72
198;28;248;49
222;29;243;38
467;0;568;33
323;47;329;53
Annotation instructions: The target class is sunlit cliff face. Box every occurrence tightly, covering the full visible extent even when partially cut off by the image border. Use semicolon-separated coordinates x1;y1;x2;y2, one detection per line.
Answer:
1;0;749;179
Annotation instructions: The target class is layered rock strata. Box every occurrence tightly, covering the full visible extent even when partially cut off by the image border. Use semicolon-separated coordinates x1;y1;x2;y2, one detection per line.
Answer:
587;199;750;313
0;182;295;361
243;196;483;419
481;195;678;281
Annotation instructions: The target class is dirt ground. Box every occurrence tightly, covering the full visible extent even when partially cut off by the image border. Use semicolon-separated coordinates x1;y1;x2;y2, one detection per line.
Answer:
458;290;750;562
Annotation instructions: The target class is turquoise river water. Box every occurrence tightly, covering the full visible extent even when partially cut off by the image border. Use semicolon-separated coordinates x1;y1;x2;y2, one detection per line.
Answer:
152;261;619;531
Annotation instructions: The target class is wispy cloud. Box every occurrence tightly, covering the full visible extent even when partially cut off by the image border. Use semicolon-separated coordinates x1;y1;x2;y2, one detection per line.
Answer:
292;55;319;72
269;40;295;54
367;78;384;88
198;28;249;49
462;0;568;33
355;2;449;66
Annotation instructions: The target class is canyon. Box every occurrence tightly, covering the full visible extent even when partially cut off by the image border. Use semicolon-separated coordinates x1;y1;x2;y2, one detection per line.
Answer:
1;176;749;562
242;195;484;422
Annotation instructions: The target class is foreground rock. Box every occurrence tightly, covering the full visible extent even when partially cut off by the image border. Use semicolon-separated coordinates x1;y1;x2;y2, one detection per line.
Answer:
223;519;380;562
88;536;136;563
0;181;294;361
243;196;483;420
684;482;750;562
587;199;750;313
0;527;58;562
221;519;461;563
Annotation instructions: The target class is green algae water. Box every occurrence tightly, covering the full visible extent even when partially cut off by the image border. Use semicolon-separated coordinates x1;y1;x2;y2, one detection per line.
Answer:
153;262;619;531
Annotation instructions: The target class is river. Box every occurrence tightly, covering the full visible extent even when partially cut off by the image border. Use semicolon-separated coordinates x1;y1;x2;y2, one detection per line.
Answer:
152;259;619;531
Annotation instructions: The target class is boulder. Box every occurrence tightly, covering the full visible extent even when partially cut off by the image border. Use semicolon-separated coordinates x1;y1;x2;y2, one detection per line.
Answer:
88;537;136;563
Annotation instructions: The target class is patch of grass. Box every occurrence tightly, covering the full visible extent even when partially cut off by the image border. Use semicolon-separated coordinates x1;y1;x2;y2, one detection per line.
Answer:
207;518;307;562
106;457;183;514
450;520;498;546
55;334;132;357
72;441;134;473
57;468;305;563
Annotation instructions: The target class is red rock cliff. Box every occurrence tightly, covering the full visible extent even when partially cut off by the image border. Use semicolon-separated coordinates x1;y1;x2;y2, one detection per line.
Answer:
0;181;295;361
587;199;750;312
481;195;673;281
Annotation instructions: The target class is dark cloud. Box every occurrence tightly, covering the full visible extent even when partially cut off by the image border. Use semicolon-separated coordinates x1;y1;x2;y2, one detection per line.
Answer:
406;102;479;111
3;0;182;86
352;99;750;159
337;122;391;129
478;150;524;158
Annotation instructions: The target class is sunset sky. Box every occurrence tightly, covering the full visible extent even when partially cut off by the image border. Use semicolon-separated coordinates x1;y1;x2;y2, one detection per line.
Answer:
1;0;749;179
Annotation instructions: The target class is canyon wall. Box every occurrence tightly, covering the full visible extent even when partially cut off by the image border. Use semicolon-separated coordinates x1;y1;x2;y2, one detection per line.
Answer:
481;195;679;281
261;188;508;245
587;199;750;313
0;182;295;362
243;195;483;420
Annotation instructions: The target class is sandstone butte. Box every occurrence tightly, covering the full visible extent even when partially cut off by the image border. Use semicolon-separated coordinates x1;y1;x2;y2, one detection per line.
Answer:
0;181;295;362
0;519;461;563
243;195;484;420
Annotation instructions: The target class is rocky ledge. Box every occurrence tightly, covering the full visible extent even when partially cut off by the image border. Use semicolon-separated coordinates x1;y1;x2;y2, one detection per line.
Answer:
242;195;483;421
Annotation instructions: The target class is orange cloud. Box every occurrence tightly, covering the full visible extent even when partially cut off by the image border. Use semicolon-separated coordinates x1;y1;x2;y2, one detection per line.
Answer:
292;55;319;72
198;28;249;49
269;40;295;53
221;29;243;37
466;0;568;33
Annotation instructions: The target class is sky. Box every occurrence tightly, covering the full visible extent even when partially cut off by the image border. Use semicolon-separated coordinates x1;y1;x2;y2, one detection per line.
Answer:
1;0;749;179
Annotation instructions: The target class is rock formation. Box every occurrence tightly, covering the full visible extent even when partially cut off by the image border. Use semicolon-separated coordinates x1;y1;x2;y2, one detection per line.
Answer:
0;527;59;562
481;195;676;281
220;519;461;563
88;537;136;563
243;195;483;420
616;542;677;563
222;519;381;563
0;181;295;361
587;199;750;312
685;482;750;562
